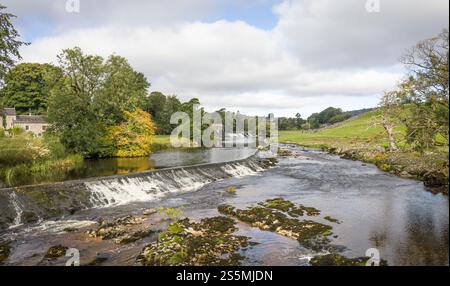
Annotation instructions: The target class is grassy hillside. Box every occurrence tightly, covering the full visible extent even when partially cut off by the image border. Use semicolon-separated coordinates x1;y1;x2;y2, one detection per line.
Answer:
279;109;448;192
279;109;405;149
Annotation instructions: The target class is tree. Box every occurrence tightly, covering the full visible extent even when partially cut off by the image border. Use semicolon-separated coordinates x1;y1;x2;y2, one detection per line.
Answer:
306;107;349;129
399;29;449;150
301;121;311;131
145;91;182;134
307;113;321;129
102;108;156;157
48;47;150;156
377;91;403;152
48;48;106;155
0;63;63;114
378;29;449;152
401;29;449;108
0;4;28;84
146;91;167;117
181;97;204;141
96;55;149;124
295;113;305;129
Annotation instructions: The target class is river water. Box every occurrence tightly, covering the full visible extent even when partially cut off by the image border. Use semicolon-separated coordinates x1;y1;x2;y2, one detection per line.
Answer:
0;145;448;266
1;147;256;187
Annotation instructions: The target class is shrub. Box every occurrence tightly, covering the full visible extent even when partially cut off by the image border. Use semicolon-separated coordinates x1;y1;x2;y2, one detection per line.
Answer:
43;134;67;159
0;135;44;167
9;126;25;136
157;207;183;220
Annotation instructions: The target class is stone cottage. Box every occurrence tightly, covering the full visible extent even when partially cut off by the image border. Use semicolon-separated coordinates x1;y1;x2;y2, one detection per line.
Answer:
0;107;49;136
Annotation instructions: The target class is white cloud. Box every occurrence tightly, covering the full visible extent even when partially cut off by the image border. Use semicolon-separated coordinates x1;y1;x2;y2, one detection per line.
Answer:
273;0;449;68
12;0;449;117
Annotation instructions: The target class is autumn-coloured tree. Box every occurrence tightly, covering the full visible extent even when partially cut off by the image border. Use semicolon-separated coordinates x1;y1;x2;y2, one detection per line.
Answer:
103;108;156;157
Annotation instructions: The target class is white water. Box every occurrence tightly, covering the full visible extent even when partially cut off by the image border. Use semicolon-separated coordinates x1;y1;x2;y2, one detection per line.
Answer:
8;192;24;228
86;161;263;208
221;161;264;177
1;219;97;240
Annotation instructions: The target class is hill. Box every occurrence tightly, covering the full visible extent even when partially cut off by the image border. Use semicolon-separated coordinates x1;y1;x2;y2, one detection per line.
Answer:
279;109;448;193
279;109;391;148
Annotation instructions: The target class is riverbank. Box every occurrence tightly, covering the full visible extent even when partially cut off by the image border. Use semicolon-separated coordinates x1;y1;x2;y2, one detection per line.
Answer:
280;139;448;194
279;111;449;194
0;135;173;188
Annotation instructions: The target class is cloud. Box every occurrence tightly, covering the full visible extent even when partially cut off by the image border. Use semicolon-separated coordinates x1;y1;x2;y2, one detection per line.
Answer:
273;0;449;68
9;0;449;116
3;0;216;29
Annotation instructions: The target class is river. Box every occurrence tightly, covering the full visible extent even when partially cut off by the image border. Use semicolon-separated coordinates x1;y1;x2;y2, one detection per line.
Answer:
1;147;257;187
0;144;448;266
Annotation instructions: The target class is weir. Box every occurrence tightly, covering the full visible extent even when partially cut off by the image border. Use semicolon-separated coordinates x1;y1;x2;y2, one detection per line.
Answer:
0;154;272;230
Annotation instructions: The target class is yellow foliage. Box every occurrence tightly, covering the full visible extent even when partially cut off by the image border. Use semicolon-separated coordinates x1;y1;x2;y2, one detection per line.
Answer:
105;108;156;157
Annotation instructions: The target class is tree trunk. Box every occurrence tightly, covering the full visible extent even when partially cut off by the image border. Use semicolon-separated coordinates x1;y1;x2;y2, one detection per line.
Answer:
383;122;398;152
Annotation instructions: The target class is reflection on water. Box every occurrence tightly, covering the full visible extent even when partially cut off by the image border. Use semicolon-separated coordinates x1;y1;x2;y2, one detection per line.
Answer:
1;147;256;187
149;147;256;168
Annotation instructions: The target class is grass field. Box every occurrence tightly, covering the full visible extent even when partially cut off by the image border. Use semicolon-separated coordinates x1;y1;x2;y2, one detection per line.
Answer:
153;135;171;145
279;110;406;149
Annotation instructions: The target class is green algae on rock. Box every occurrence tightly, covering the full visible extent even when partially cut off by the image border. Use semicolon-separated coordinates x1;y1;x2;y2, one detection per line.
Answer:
218;200;332;251
115;229;155;244
226;186;237;194
277;149;294;157
310;253;388;266
324;216;341;224
87;215;144;240
44;245;68;259
137;216;251;266
260;198;321;217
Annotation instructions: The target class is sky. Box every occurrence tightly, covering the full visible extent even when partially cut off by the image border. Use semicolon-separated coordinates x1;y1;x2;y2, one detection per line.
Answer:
3;0;449;117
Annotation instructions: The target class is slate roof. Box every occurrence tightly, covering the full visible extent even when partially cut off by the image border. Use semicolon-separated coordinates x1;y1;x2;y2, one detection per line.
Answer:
3;108;16;116
14;115;48;124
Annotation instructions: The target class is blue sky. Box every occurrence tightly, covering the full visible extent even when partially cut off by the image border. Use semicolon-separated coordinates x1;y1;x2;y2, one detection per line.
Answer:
14;0;283;42
213;0;281;30
4;0;449;117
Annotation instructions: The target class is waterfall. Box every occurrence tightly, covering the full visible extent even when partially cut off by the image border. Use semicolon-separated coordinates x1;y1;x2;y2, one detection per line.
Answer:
221;161;264;177
86;160;264;208
8;192;24;228
0;156;269;230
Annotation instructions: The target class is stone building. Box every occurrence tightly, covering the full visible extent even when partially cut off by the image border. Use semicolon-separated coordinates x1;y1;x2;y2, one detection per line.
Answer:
0;107;49;136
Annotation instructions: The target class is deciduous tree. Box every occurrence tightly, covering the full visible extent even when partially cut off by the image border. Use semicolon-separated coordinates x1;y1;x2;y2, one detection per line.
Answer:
1;63;63;114
0;4;28;84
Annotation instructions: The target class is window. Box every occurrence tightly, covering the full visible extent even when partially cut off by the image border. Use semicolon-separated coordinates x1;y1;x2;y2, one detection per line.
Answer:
42;125;47;131
25;125;29;131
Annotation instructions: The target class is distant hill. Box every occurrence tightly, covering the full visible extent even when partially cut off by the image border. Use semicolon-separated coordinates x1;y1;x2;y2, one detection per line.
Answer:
279;109;390;147
345;108;375;118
